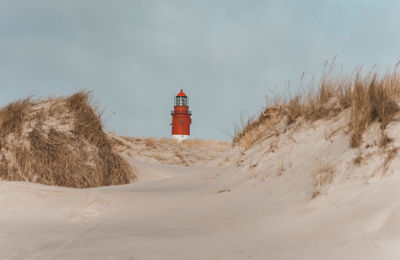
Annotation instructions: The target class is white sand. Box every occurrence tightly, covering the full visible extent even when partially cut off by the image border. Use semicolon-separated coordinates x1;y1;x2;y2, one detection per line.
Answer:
2;115;400;259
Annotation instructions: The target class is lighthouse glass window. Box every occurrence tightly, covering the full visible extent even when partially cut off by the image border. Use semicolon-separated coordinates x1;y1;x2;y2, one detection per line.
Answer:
175;97;188;106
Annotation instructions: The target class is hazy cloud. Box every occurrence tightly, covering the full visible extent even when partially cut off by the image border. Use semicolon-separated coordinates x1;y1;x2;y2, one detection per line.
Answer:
1;0;400;139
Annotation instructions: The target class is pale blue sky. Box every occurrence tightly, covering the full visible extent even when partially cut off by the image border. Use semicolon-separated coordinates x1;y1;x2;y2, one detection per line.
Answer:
1;0;399;140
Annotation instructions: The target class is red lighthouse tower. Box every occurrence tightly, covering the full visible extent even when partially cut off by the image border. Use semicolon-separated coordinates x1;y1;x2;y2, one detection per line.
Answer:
171;89;192;141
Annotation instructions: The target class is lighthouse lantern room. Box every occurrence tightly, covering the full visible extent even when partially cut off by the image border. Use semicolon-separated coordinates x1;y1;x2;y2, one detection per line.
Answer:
171;89;192;141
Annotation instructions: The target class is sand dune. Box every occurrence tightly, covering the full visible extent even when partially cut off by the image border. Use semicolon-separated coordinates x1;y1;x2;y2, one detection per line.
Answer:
2;107;400;259
0;92;135;188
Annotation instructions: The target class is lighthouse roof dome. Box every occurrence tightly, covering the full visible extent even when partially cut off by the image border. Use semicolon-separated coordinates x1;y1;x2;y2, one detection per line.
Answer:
177;89;187;97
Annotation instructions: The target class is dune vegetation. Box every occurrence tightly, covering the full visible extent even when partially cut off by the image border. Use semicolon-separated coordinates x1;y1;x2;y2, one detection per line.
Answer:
0;91;136;188
234;62;400;149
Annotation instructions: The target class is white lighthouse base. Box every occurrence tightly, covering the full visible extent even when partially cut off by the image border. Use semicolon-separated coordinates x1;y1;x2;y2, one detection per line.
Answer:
172;135;190;142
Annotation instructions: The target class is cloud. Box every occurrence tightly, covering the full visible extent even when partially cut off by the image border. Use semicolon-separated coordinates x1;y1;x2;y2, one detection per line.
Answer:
0;0;400;140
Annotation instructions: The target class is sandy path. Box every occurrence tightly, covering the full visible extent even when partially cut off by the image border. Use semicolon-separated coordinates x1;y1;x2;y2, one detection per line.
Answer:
2;156;400;259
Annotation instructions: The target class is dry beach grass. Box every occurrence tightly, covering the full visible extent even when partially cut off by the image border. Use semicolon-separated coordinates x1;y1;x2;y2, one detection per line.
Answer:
0;91;136;188
110;134;231;167
234;63;400;149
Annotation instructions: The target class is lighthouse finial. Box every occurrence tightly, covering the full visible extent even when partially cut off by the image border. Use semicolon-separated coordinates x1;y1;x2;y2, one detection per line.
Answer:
177;89;187;97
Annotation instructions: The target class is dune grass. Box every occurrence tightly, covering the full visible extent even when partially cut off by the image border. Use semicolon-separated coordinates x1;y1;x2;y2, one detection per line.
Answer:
110;135;231;166
234;63;400;149
0;91;136;188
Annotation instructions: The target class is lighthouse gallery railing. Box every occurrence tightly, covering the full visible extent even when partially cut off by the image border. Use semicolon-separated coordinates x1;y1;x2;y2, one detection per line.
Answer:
171;111;192;115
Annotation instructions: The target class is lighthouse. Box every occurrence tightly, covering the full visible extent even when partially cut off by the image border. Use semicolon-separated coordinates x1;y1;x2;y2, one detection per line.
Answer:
171;89;192;141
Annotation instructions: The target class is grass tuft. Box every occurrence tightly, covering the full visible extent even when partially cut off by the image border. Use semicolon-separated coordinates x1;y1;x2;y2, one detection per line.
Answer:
311;160;335;198
0;98;32;138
